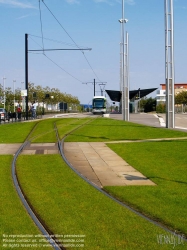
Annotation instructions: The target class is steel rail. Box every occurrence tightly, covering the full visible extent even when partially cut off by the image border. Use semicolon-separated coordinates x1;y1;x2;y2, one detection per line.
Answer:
11;115;186;248
58;121;187;242
11;121;64;250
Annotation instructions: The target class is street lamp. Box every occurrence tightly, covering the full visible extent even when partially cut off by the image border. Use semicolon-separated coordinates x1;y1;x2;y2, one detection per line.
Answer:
118;18;128;24
119;0;129;121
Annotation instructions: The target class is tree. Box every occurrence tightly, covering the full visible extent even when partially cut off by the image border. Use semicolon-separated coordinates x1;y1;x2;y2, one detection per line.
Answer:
175;91;187;105
139;97;156;112
0;84;4;106
156;103;166;113
1;81;80;111
26;83;80;111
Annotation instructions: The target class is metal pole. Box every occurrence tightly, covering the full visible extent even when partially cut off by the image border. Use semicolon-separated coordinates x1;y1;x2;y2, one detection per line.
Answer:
94;79;95;96
13;80;16;112
165;0;175;128
25;34;29;120
125;32;129;120
119;20;123;114
3;78;5;109
122;0;125;120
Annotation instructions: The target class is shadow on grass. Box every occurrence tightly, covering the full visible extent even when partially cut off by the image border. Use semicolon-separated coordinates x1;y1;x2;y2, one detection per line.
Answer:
68;134;110;140
148;176;187;185
67;133;146;141
83;123;148;128
123;174;148;181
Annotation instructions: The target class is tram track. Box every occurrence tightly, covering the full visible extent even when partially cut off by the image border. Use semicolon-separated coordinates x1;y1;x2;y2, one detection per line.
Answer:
59;121;187;242
11;116;96;250
11;120;64;250
11;116;187;249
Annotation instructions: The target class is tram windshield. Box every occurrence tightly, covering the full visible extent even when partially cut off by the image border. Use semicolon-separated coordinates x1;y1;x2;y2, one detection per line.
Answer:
93;98;106;108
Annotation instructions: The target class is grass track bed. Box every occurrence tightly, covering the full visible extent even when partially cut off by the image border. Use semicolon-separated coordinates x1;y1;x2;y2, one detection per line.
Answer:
16;155;187;249
0;122;36;143
30;118;91;142
0;156;52;249
105;141;187;236
65;118;187;142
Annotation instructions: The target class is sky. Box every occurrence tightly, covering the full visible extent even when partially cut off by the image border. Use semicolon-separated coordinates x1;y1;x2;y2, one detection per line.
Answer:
0;0;187;104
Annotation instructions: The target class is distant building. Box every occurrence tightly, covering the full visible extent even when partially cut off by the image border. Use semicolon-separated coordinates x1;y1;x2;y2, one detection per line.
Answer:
80;104;92;111
156;83;187;104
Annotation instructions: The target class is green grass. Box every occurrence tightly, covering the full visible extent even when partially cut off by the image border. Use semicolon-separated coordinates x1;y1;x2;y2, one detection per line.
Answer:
30;118;91;142
105;140;187;236
0;122;36;143
65;118;187;142
0;155;51;249
1;117;187;249
16;155;186;250
29;118;59;143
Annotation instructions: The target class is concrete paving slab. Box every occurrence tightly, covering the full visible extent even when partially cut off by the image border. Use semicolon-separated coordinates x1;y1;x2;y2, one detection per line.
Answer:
77;142;91;147
120;172;148;179
69;160;90;168
44;150;59;154
90;179;103;187
119;172;156;186
80;171;100;180
0;144;22;155
123;179;156;186
109;166;136;172
20;143;59;155
102;156;124;161
87;159;108;168
104;161;130;167
30;143;56;147
101;178;127;186
85;154;102;160
64;142;156;187
65;152;87;161
21;150;36;155
63;143;78;148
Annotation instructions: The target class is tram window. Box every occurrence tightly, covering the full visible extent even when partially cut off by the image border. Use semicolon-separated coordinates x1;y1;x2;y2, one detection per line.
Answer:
93;99;104;108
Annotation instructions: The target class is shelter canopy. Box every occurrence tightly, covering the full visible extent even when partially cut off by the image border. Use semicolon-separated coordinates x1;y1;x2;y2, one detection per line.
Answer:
105;88;157;102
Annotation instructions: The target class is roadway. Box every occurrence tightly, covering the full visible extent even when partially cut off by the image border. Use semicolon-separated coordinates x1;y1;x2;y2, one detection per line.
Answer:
110;113;187;131
1;112;187;132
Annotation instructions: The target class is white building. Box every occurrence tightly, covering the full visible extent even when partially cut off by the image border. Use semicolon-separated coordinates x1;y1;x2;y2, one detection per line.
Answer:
156;89;166;104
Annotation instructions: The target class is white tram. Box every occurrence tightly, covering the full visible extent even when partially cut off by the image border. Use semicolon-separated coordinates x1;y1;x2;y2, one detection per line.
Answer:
92;96;107;114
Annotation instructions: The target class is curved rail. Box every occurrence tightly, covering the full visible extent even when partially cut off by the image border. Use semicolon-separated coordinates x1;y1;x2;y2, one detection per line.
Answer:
11;115;95;250
58;121;187;242
12;116;187;248
11;121;64;250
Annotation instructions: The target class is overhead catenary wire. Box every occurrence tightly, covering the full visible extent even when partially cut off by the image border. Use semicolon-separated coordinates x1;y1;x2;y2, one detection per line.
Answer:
29;34;91;50
38;0;45;53
29;36;84;81
29;35;84;83
40;0;103;82
43;53;83;83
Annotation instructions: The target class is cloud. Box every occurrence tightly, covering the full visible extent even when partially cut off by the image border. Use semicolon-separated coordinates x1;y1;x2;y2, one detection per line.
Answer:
65;0;80;4
94;0;135;5
116;0;135;5
0;0;36;9
16;14;34;20
93;0;115;6
125;0;135;5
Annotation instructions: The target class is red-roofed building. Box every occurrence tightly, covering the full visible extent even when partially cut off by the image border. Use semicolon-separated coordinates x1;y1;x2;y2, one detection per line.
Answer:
156;83;187;104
